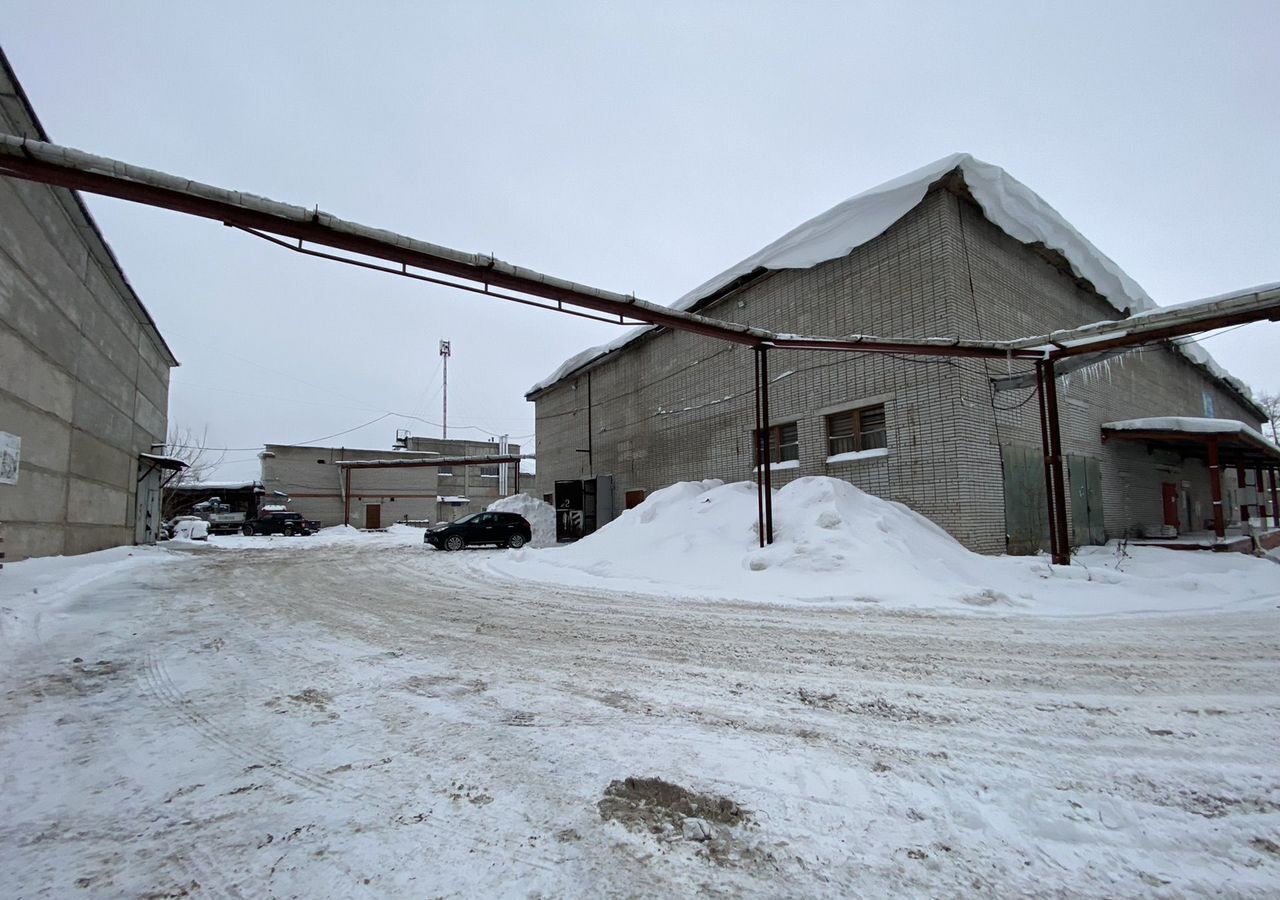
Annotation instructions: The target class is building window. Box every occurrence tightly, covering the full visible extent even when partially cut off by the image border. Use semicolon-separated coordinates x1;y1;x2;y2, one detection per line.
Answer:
437;466;453;476
826;404;886;456
753;422;799;465
479;465;499;478
316;459;326;464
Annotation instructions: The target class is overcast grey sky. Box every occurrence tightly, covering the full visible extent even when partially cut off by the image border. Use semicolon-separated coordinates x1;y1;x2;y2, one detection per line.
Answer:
5;1;1278;480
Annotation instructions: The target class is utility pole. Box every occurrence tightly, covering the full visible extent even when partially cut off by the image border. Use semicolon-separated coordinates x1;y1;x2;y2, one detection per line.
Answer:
439;339;451;439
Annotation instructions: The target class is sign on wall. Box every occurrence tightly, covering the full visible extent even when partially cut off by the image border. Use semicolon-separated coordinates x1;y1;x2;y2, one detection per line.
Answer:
0;432;19;485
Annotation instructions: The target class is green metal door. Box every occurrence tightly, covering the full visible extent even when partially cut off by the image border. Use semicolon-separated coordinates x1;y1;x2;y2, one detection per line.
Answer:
1068;455;1106;547
1002;444;1050;555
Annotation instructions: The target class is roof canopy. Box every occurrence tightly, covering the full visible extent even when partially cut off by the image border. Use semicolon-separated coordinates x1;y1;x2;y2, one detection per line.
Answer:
1102;417;1280;467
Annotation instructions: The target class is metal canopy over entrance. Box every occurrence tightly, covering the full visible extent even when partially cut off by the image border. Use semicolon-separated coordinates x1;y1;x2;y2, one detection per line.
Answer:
1101;419;1280;538
3;134;1277;563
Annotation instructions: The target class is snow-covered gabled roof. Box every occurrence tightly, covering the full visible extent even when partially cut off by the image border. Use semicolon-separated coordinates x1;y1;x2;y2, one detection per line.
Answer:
528;153;1255;407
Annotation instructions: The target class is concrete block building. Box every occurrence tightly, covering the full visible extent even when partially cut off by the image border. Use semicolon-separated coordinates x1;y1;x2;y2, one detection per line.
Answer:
260;435;521;529
0;49;178;560
529;154;1271;554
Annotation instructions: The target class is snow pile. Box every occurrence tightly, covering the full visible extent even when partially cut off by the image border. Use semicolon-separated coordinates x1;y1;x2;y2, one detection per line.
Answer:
494;477;998;606
489;477;1280;614
488;493;556;546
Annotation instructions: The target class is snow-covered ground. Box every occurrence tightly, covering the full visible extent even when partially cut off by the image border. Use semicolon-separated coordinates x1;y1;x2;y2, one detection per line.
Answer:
2;524;1279;897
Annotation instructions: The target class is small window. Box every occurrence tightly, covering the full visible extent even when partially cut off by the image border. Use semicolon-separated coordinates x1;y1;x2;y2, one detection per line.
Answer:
437;466;453;476
753;422;799;465
479;465;499;478
826;404;887;456
316;459;326;464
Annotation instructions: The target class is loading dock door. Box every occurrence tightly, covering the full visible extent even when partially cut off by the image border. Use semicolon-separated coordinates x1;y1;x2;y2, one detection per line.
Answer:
1001;444;1050;555
1068;456;1106;547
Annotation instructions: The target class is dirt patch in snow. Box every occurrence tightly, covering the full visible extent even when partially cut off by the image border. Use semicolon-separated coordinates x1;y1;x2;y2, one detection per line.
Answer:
287;688;333;710
597;776;748;834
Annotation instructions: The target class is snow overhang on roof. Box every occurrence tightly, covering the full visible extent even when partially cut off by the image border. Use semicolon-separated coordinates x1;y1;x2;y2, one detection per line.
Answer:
527;153;1258;411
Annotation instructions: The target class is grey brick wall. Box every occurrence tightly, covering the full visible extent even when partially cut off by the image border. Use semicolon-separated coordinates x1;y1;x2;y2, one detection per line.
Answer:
532;179;1262;554
0;61;176;560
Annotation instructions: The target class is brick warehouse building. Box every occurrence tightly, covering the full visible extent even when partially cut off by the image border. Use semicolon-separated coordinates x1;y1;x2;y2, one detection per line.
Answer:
528;154;1273;554
0;49;178;560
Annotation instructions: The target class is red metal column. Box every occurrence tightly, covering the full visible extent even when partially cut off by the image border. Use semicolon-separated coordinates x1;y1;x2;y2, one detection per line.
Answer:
1255;466;1265;522
1238;467;1250;521
1270;467;1279;528
1207;439;1225;539
1035;361;1059;558
753;349;765;548
343;467;352;527
1042;358;1071;565
758;347;775;545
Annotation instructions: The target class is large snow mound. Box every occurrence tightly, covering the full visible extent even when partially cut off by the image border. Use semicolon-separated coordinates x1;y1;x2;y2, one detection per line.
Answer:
487;493;556;547
528;153;1250;403
488;477;1280;615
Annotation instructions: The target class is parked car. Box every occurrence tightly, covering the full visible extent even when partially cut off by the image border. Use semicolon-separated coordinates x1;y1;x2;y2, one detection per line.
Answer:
425;511;531;550
165;515;210;541
240;510;318;536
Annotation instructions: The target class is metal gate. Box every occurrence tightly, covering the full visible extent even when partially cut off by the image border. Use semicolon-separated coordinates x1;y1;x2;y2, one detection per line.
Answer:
1068;455;1106;546
1001;444;1050;555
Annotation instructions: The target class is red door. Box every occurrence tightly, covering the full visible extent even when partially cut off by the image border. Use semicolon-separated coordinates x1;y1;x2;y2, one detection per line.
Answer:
1161;483;1179;529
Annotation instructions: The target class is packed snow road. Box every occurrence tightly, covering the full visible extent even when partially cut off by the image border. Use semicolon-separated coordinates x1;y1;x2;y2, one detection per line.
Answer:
2;536;1279;898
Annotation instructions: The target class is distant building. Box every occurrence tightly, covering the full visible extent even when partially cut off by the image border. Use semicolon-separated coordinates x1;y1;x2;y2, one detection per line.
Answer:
259;435;523;529
529;155;1275;554
0;49;178;560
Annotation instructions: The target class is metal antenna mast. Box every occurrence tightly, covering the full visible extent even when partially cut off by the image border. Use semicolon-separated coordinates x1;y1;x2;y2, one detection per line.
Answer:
439;339;451;439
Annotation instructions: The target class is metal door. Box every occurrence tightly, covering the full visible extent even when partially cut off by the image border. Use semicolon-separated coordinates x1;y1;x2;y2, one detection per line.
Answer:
1068;456;1106;547
1001;444;1050;555
365;504;381;529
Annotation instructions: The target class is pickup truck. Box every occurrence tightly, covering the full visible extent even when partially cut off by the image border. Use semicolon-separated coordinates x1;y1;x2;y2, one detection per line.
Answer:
239;510;319;537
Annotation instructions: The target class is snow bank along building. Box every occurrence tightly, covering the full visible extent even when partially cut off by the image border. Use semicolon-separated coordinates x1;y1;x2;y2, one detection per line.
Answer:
0;49;179;561
259;434;522;529
529;154;1276;554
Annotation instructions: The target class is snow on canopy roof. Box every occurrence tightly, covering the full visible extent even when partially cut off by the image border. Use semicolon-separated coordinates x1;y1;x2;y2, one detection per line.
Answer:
173;480;264;491
528;152;1254;405
1102;417;1273;443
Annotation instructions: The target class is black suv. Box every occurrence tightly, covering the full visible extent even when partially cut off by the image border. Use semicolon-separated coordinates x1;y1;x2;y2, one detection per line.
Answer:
425;511;531;550
240;510;317;536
